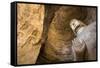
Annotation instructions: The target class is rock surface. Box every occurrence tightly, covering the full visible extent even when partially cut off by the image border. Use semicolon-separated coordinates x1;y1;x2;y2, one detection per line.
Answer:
37;6;87;63
37;6;96;63
17;3;44;64
17;3;97;64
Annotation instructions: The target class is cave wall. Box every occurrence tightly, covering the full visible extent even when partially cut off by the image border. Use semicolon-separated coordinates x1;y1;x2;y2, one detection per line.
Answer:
17;3;44;64
37;5;96;63
16;3;97;64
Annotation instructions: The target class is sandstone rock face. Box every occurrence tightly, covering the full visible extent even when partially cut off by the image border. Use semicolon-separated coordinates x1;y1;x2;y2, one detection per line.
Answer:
16;3;97;64
83;8;97;25
37;6;96;63
38;6;89;63
17;3;44;64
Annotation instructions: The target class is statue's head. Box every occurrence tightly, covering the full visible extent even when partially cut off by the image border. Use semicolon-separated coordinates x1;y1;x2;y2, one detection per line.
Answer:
70;19;85;34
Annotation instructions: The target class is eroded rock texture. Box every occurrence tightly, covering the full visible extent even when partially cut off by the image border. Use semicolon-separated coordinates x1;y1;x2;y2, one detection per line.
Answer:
17;3;44;64
17;3;97;64
37;6;96;63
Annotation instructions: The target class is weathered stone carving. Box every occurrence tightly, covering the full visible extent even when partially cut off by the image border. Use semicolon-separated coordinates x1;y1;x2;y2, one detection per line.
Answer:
17;4;96;64
70;19;96;61
38;6;89;63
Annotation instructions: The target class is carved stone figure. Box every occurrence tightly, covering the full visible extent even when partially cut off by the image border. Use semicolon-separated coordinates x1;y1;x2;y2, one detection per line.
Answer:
70;19;96;61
